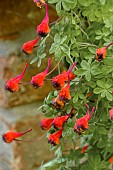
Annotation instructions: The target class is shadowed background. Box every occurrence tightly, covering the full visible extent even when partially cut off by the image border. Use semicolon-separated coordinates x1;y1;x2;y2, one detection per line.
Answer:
0;1;58;170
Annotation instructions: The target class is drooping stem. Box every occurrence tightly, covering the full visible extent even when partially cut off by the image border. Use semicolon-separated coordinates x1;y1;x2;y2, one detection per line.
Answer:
47;60;61;76
14;132;47;143
44;58;51;74
49;16;62;26
106;42;113;49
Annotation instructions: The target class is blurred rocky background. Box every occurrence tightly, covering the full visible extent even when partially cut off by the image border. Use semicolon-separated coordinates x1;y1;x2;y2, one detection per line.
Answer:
0;0;57;170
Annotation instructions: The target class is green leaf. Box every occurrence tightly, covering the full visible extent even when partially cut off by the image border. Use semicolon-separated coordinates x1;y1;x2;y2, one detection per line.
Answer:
97;80;104;88
99;0;105;5
85;71;91;81
93;87;103;94
73;94;78;103
30;57;38;64
81;60;90;70
106;91;113;101
48;0;59;3
60;44;69;56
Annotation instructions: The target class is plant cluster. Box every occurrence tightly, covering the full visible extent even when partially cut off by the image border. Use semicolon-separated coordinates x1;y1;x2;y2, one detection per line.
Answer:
2;0;113;169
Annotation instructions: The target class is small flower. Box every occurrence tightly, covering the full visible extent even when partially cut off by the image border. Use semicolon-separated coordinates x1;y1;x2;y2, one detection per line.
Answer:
52;98;65;110
108;156;113;163
48;129;63;145
40;118;54;130
31;58;51;88
62;70;76;81
33;0;45;8
5;63;28;92
36;3;50;37
52;62;76;90
96;47;107;61
96;42;113;62
58;80;71;102
109;107;113;120
81;145;88;153
2;128;32;143
21;37;40;55
52;114;70;129
74;104;95;135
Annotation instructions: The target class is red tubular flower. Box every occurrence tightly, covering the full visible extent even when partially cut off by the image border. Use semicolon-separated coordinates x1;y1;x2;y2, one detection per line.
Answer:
52;114;70;129
40;118;54;130
52;97;65;110
48;129;63;145
5;63;28;92
81;145;88;153
31;58;51;88
96;42;113;61
96;47;107;61
58;79;71;102
2;128;32;143
109;107;113;120
36;3;50;37
21;36;40;55
74;104;95;135
33;0;45;8
52;62;76;90
62;70;76;81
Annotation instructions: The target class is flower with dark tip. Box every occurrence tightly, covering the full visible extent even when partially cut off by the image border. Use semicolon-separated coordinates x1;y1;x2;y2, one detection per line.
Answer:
48;129;63;145
5;63;28;92
96;47;107;61
52;62;76;90
40;118;54;130
52;114;70;129
36;3;50;37
21;36;40;55
33;0;45;8
58;78;71;102
52;97;65;110
2;128;32;143
74;104;95;135
31;58;51;88
96;42;113;61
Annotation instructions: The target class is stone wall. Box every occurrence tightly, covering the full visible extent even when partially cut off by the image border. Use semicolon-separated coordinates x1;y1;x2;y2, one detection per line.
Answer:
0;1;57;170
0;0;57;108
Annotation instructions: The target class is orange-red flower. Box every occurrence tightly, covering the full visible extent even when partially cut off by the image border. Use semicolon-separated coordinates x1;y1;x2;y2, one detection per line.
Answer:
48;129;63;145
5;63;28;92
74;104;95;135
62;70;76;81
40;118;54;130
58;80;71;102
37;3;50;37
2;128;32;143
52;62;76;90
33;0;45;8
108;156;113;163
21;36;40;55
96;42;113;61
31;58;51;88
81;145;88;153
109;107;113;120
52;97;65;110
52;114;70;129
96;47;107;61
